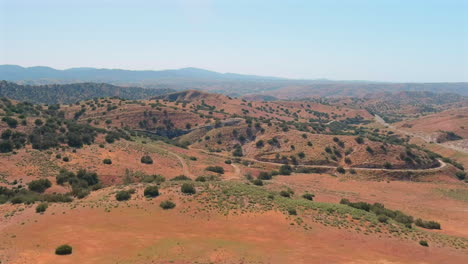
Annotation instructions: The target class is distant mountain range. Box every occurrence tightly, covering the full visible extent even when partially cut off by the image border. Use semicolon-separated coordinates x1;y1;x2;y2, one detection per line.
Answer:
0;65;284;83
1;65;467;97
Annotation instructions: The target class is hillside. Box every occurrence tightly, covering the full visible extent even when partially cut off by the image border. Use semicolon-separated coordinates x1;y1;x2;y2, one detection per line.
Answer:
0;81;174;104
0;89;467;263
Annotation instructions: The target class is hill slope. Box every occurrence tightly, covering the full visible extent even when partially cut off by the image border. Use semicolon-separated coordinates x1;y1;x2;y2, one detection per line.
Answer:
0;81;174;104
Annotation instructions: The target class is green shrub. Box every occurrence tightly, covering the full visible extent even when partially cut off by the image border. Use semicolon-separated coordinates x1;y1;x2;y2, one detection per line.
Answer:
115;190;131;201
103;158;112;165
279;165;292;175
141;155;153;164
28;179;52;193
195;176;206;182
415;218;441;229
258;171;272;180
455;171;466;180
252;179;263;186
62;157;69;162
171;175;192;181
383;162;392;169
336;166;346;174
36;202;48;213
144;186;159;198
377;215;389;223
232;145;243;157
189;156;197;161
55;244;73;255
355;136;364;144
224;160;232;164
256;140;264;148
2;117;18;128
287;208;297;215
419;240;428;247
160;200;176;210
181;183;196;194
206;166;225;174
302;193;314;201
142;174;166;184
0;140;13;153
279;190;291;198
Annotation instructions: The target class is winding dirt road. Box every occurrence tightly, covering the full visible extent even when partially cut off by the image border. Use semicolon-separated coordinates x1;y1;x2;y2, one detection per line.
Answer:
167;151;194;178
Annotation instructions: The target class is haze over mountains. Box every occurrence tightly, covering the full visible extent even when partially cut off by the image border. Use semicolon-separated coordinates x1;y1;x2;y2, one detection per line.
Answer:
1;65;467;97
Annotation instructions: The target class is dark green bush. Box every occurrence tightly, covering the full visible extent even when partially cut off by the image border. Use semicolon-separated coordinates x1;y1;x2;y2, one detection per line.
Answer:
419;240;428;247
55;244;73;255
144;186;159;198
115;190;131;201
415;218;441;229
206;166;225;174
288;208;297;215
171;175;192;181
279;164;292;175
103;158;112;164
141;155;153;164
258;171;272;180
181;183;196;194
455;171;466;180
195;176;206;182
336;166;346;174
302;193;314;201
252;179;263;186
279;190;291;198
36;202;48;213
377;215;389;223
28;179;52;193
160;200;176;209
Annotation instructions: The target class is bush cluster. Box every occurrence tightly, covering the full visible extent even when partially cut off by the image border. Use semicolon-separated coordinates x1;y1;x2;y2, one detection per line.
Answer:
206;166;225;174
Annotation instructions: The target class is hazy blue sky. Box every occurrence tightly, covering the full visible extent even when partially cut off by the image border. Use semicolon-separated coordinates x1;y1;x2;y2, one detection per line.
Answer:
1;0;467;82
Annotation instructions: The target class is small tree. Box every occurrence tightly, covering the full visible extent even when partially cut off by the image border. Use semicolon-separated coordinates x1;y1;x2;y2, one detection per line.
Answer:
55;244;73;255
287;208;297;215
144;186;159;198
383;162;392;169
181;183;196;194
103;158;112;165
279;190;291;198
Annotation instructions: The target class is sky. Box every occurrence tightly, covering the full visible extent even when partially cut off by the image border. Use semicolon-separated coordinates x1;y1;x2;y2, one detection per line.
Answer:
0;0;467;82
